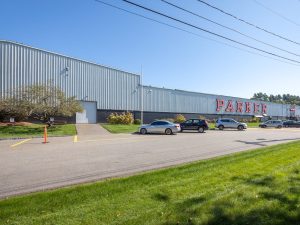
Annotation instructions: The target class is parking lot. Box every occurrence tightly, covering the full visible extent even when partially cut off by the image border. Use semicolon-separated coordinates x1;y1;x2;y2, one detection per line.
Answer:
0;128;300;198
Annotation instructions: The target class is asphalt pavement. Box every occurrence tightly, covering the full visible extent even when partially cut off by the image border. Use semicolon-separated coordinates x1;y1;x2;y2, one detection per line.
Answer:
0;128;300;198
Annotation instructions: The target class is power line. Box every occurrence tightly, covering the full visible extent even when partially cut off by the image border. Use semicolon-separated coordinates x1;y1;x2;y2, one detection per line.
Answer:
195;0;300;46
252;0;300;27
94;0;299;67
121;0;300;64
162;0;300;58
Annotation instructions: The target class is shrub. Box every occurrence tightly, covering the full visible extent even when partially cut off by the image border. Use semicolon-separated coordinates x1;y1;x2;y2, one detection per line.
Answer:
250;117;260;123
107;113;117;124
107;112;134;125
174;114;186;123
207;119;216;123
199;115;206;120
134;119;141;125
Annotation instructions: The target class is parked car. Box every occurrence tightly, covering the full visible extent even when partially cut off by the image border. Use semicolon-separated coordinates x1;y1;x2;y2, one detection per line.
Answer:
259;120;283;128
180;119;209;133
283;120;300;128
215;118;247;131
139;120;181;135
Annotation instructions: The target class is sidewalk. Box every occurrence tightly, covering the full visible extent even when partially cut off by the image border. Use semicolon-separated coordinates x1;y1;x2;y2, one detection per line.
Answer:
76;124;110;137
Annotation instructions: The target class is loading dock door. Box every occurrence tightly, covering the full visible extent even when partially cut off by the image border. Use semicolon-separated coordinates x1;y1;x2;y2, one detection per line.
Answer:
76;101;97;124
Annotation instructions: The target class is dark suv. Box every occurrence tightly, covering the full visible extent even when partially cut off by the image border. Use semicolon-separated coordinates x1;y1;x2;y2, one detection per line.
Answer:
180;119;209;133
283;120;300;128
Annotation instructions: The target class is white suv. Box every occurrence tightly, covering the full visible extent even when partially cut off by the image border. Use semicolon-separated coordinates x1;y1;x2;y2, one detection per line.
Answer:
215;118;247;131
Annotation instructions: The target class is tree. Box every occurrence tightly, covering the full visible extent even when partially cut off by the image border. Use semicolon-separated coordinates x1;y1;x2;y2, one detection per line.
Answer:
251;93;300;106
251;92;269;102
0;96;33;121
0;83;83;124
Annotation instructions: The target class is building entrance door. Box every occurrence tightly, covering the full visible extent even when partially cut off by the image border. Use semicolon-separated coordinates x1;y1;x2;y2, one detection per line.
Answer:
76;101;97;124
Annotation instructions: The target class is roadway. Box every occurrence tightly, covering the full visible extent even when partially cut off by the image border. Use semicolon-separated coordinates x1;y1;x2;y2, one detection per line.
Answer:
0;128;300;198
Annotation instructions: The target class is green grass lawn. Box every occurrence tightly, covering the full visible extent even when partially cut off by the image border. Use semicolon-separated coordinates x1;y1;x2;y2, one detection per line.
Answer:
101;123;140;133
1;141;300;225
0;124;76;139
247;122;260;128
209;122;260;129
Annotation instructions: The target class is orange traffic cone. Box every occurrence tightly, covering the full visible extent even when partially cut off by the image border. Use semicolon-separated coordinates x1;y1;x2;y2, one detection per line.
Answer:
43;126;48;144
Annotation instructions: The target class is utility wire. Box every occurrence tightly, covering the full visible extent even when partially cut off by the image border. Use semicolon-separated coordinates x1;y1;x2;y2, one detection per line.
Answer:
196;0;300;46
94;0;299;67
252;0;300;27
121;0;300;64
162;0;300;58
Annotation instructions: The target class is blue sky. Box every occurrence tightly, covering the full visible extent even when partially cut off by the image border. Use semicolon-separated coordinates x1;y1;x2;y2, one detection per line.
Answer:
1;0;300;98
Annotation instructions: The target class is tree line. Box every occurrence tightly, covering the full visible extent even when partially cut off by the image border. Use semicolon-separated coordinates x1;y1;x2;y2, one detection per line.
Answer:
251;93;300;106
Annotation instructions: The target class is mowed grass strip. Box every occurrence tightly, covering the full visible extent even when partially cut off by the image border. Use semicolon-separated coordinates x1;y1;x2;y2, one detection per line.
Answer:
247;122;260;128
209;122;260;129
1;141;300;225
0;124;76;138
101;123;140;133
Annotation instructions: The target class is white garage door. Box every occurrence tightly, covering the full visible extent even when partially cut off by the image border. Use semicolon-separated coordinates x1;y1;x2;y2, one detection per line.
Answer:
76;101;97;124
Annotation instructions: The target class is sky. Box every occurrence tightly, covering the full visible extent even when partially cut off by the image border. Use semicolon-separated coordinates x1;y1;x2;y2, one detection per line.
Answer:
0;0;300;99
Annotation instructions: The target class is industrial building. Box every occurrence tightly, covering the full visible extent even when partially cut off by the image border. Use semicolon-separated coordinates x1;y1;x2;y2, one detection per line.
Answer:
1;40;299;123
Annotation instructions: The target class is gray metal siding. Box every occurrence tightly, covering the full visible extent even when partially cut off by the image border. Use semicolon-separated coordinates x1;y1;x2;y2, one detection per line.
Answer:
0;41;140;111
1;40;299;118
142;86;299;117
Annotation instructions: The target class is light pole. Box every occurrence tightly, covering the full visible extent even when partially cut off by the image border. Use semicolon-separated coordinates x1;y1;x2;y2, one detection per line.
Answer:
140;65;144;125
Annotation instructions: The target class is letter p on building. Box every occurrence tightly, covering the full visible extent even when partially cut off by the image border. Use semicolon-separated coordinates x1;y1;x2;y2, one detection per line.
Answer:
216;99;224;112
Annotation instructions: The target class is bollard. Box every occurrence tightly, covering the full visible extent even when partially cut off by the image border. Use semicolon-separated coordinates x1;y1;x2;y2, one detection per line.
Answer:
43;126;48;144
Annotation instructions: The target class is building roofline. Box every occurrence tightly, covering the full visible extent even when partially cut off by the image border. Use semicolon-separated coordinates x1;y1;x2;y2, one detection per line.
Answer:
142;85;293;107
0;40;140;78
0;40;296;109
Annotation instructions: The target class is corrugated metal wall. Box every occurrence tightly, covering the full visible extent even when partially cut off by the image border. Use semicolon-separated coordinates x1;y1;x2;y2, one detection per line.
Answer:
141;86;299;117
1;40;299;118
0;41;140;111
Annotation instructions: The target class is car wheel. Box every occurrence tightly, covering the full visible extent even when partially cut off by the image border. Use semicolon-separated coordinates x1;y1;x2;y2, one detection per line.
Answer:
140;128;147;135
277;125;282;129
218;125;224;130
261;125;267;128
180;129;183;132
198;127;205;133
237;125;243;131
165;128;173;135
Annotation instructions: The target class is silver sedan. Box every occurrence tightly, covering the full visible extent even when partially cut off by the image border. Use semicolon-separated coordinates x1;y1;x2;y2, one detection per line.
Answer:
139;120;181;135
259;120;283;128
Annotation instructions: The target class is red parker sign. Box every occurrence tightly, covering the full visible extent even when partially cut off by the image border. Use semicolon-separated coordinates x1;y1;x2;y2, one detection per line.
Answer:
216;99;267;114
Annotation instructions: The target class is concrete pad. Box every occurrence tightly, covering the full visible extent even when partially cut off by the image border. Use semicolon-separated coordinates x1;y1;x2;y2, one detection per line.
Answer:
76;124;110;137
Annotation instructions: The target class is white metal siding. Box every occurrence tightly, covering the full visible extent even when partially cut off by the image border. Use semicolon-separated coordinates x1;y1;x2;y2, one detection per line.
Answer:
0;41;140;111
1;41;298;118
